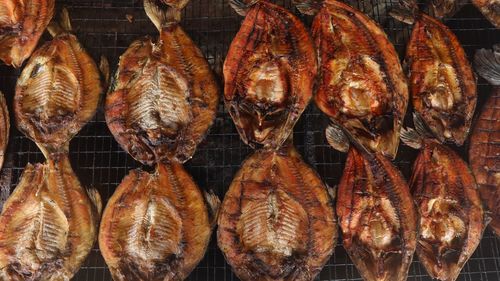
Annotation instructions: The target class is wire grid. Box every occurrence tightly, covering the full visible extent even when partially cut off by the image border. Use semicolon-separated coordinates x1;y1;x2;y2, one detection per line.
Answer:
0;0;498;280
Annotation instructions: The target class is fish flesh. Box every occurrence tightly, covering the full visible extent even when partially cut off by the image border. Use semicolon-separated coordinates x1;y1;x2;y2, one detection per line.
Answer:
0;156;101;281
14;9;101;156
336;147;417;281
472;0;500;28
470;46;500;236
0;92;9;171
401;119;485;281
0;10;103;280
105;0;219;165
392;6;477;146
297;0;408;159
223;0;317;150
99;162;219;281
101;1;220;280
0;0;55;67
217;145;337;281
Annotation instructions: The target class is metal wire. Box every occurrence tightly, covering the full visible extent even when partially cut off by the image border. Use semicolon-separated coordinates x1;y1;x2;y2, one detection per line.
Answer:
0;0;498;280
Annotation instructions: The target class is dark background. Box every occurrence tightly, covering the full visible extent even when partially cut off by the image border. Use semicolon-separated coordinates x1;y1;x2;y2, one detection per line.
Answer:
0;0;498;280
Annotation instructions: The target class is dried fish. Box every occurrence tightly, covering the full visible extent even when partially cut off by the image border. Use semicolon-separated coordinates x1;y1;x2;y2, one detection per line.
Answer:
472;0;500;28
106;0;219;165
217;145;337;281
0;9;102;280
0;0;55;67
296;0;409;159
100;0;220;280
470;46;500;236
337;147;417;281
391;3;477;146
0;92;9;171
401;116;485;281
223;0;317;150
99;162;219;281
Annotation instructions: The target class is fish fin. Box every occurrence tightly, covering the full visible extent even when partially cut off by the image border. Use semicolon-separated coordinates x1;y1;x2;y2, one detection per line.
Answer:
389;0;419;24
87;186;103;217
327;185;336;202
474;45;500;86
99;56;111;89
400;127;423;149
229;0;261;16
0;152;12;211
204;190;221;227
413;112;435;139
325;122;350;153
293;0;322;15
47;8;72;37
144;0;182;29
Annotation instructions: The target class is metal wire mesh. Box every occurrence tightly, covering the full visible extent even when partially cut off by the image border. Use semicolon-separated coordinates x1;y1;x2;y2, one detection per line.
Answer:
0;0;499;280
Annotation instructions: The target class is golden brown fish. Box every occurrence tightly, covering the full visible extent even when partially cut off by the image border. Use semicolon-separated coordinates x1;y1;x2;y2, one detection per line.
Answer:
223;0;317;150
470;46;500;236
0;9;103;281
100;1;220;280
401;117;485;281
99;162;219;281
294;0;408;159
217;145;337;281
391;4;477;146
472;0;500;28
105;0;218;165
0;92;9;171
0;0;55;67
336;147;417;281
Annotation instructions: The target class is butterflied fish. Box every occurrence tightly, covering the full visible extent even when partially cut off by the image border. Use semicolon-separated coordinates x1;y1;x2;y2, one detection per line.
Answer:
472;0;500;28
223;0;317;150
99;162;219;281
391;3;477;146
217;145;337;281
0;92;9;171
295;0;408;159
401;115;485;281
101;1;220;280
336;147;417;281
470;46;500;236
15;9;102;156
0;0;55;67
0;9;103;280
105;0;219;165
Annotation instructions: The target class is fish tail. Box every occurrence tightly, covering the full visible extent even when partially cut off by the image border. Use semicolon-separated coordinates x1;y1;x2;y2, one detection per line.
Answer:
48;8;73;37
144;0;187;29
293;0;323;15
229;0;262;16
389;0;419;24
474;45;500;86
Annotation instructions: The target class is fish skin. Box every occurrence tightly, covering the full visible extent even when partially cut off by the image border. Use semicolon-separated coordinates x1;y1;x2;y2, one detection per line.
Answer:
223;0;317;150
410;140;484;281
14;31;102;155
0;155;101;281
217;146;337;281
405;13;476;146
337;148;417;281
99;162;213;281
311;0;408;159
0;92;9;171
105;23;219;165
470;47;500;236
0;0;55;67
472;0;500;28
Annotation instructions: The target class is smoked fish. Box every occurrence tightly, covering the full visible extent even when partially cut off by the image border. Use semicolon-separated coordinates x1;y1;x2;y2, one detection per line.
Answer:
223;0;317;150
401;117;485;281
0;92;9;171
472;0;500;28
100;0;220;280
295;0;408;159
0;9;103;280
0;0;55;67
470;46;500;236
218;145;337;281
337;147;417;281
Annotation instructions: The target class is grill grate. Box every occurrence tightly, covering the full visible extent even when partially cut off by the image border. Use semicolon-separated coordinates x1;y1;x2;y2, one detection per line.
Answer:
0;0;499;280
